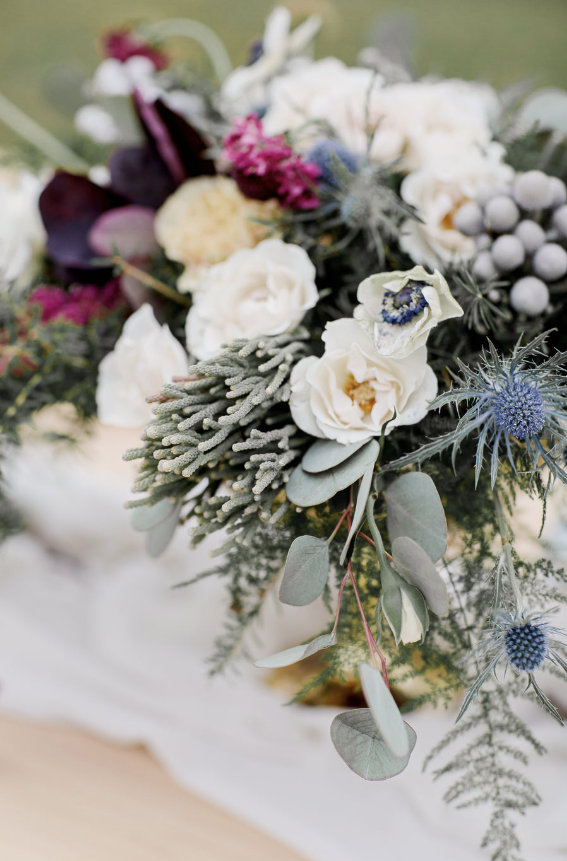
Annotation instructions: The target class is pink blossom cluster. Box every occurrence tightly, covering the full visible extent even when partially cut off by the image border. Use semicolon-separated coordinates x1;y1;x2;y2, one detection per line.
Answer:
28;280;123;327
222;115;321;211
101;28;169;70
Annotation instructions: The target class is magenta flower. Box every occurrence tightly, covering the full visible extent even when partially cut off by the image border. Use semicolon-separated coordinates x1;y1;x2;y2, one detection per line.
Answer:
223;115;321;210
28;280;123;327
101;28;169;71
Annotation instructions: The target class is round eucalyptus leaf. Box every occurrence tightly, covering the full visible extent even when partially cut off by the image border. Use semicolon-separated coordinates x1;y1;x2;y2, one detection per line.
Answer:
131;498;176;532
359;662;409;759
302;438;366;474
517;88;567;133
254;632;337;668
286;439;379;507
280;535;330;606
384;472;447;562
145;504;180;557
392;536;449;616
331;709;416;781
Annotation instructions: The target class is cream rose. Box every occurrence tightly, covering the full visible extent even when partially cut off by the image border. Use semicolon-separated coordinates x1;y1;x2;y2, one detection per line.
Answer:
154;176;280;293
0;169;45;289
186;238;318;360
264;64;498;172
289;318;437;444
96;304;188;427
354;265;463;359
400;143;514;268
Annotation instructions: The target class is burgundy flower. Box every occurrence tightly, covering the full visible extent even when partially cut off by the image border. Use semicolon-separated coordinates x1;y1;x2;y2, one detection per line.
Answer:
27;280;123;326
101;28;169;71
222;114;321;210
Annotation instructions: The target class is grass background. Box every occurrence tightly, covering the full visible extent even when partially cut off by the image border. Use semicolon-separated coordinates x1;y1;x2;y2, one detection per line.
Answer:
0;0;566;147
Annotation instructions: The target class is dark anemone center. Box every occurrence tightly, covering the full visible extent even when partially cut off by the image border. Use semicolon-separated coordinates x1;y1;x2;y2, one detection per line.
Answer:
492;379;545;439
382;280;428;326
504;621;548;671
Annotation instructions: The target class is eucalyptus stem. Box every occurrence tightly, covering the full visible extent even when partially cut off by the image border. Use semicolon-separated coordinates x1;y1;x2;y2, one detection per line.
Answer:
113;258;193;307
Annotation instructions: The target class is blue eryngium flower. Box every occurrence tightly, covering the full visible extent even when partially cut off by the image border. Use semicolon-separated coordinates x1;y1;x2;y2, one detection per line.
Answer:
387;332;567;487
458;609;567;724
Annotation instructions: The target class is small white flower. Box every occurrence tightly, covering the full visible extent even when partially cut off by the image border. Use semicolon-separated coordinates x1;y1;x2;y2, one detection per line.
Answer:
186;238;318;361
400;143;514;268
354;265;463;359
290;318;437;444
91;56;159;100
75;104;121;146
0;169;45;289
220;6;321;118
399;591;426;644
96;304;188;427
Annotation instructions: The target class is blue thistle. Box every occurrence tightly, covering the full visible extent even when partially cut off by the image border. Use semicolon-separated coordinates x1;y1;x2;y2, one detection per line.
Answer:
387;332;567;488
458;609;567;724
306;139;359;188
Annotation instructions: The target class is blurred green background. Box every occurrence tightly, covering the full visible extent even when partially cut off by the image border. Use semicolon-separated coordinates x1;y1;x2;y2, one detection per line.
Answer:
1;0;566;147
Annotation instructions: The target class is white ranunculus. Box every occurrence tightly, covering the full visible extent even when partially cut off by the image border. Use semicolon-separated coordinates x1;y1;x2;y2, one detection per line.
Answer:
289;318;437;444
186;238;318;361
400;143;514;268
0;169;45;289
91;56;159;100
354;265;463;359
96;304;188;427
264;67;498;171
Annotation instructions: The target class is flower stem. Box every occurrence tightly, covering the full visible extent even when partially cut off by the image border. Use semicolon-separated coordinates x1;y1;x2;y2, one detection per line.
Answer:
113;257;192;307
493;488;522;612
326;503;351;545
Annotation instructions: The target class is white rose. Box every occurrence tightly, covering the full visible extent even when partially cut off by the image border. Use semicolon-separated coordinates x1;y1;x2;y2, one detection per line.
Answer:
186;238;318;360
354;265;463;359
289;318;437;444
0;169;45;289
400;143;514;268
96;304;188;427
264;67;498;171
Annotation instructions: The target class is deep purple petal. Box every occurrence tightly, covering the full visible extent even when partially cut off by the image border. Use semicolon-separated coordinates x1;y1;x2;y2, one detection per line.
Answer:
108;145;176;208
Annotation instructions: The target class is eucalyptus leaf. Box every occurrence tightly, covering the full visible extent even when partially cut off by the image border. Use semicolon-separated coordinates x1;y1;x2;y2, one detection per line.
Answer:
280;535;329;606
131;498;176;532
384;472;447;562
286;439;379;507
339;462;375;565
359;662;409;758
516;87;567;133
146;504;181;558
254;632;337;668
302;438;366;473
392;536;449;616
331;709;417;780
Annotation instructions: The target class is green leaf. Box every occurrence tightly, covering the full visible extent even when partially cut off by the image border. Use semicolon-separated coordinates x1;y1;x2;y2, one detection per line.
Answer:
339;462;374;565
517;87;567;133
302;438;366;473
280;535;330;606
254;633;337;668
145;504;180;557
392;536;449;616
384;472;447;562
331;709;416;781
131;498;176;531
286;438;379;507
359;662;409;758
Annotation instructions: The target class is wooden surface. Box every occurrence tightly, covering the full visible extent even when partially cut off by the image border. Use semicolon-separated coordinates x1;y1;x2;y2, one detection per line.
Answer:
0;716;307;861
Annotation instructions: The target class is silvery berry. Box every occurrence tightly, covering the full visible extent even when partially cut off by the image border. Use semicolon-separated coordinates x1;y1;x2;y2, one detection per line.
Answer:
473;250;497;280
513;170;551;210
484;195;519;233
547;176;567;208
491;234;525;272
533;243;567;281
514;220;545;254
475;233;492;251
552;205;567;238
509;276;549;316
453;201;484;236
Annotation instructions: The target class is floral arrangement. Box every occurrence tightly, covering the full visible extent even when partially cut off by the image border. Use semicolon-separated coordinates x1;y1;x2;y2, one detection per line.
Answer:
2;8;567;858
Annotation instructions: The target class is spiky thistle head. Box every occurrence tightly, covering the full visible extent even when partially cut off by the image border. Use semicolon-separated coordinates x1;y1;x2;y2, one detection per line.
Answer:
387;332;567;488
458;608;567;724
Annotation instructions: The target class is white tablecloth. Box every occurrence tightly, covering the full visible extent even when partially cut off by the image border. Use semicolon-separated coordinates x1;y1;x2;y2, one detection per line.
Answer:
1;429;566;860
